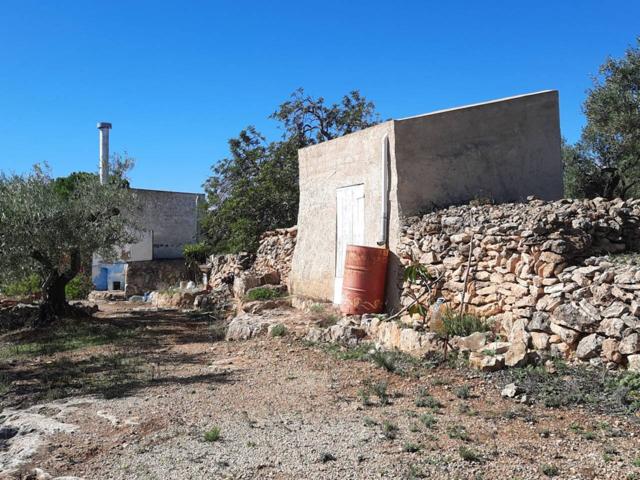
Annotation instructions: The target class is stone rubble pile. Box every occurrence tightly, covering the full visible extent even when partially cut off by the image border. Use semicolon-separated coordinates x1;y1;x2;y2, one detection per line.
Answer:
397;197;640;371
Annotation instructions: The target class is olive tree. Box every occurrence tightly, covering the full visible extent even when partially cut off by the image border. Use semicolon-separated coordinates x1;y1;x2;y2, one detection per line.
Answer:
0;164;139;324
564;38;640;198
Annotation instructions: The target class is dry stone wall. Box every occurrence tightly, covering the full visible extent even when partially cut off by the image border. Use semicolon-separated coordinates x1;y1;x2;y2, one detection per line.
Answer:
252;227;297;287
398;197;640;370
206;227;297;294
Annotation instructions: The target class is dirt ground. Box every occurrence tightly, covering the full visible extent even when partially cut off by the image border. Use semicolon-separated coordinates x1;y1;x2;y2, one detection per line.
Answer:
1;302;640;479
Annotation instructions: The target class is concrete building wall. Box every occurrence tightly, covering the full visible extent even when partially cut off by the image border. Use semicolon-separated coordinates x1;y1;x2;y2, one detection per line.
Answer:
132;189;203;259
394;90;563;216
290;122;401;303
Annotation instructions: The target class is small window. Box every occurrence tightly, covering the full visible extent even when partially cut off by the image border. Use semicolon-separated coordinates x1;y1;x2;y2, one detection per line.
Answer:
112;281;122;291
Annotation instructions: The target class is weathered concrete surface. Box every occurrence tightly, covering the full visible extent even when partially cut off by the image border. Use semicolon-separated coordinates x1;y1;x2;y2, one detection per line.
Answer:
290;121;402;307
131;189;204;259
394;91;562;215
290;91;563;311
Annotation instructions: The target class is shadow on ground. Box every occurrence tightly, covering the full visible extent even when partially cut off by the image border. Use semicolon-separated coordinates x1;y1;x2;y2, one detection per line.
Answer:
0;309;233;408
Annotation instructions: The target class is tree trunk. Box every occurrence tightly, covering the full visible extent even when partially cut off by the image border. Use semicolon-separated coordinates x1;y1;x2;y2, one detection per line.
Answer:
36;249;82;326
38;273;71;325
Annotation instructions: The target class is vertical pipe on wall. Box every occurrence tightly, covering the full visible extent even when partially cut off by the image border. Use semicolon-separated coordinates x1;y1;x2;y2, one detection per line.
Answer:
377;134;390;247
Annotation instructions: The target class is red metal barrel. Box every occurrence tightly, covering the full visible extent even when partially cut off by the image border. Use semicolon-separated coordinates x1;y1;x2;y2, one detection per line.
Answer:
341;245;389;315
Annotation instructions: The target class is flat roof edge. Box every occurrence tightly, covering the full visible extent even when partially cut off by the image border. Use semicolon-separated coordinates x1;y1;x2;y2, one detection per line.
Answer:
132;187;204;196
396;90;558;122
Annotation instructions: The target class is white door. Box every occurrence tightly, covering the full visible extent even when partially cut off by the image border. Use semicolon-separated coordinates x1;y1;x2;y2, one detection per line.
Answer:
334;184;365;304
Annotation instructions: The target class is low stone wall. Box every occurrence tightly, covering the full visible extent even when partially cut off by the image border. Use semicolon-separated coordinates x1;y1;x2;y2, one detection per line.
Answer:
396;197;640;370
252;227;297;287
125;259;187;296
206;227;297;293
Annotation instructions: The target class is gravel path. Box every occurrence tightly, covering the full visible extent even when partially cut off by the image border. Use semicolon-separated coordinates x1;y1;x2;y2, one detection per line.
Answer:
4;304;640;479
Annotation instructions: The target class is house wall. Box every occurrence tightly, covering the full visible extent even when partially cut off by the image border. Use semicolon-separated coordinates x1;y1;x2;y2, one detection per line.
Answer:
132;189;203;259
290;122;403;306
394;90;563;216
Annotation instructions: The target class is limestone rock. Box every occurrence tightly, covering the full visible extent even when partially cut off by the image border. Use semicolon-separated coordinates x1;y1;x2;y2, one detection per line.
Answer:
552;303;599;333
627;354;640;372
576;333;603;360
598;317;625;338
225;314;271;341
501;383;522;398
601;338;622;363
619;333;640;355
550;322;581;346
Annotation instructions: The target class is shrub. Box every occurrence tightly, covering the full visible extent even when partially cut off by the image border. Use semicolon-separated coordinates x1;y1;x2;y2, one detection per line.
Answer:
446;424;470;441
458;446;481;462
204;426;221;442
245;287;282;301
382;420;398;439
420;413;437;429
1;274;41;298
436;310;491;338
403;442;421;453
454;385;471;400
370;350;396;372
540;464;559;477
65;274;93;300
270;324;287;337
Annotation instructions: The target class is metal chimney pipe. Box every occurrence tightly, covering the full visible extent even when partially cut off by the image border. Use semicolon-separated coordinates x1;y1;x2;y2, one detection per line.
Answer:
97;122;112;185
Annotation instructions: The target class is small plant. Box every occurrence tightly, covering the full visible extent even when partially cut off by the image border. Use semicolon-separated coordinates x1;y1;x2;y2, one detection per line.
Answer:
358;387;372;406
371;350;396;372
420;413;437;429
633;457;640;468
415;388;442;410
458;446;482;462
540;464;559;477
373;380;390;405
435;310;491;338
363;417;377;427
382;420;399;440
320;452;336;463
454;384;471;399
403;442;421;453
204;426;221;442
270;324;287;337
208;324;227;341
447;424;470;441
245;286;283;301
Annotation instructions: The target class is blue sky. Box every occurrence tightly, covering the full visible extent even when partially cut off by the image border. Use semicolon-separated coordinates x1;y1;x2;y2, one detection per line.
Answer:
0;1;638;193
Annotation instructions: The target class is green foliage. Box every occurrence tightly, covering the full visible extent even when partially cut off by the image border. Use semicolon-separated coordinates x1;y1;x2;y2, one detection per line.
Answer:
415;389;442;410
446;424;470;441
419;413;437;429
370;350;397;372
500;363;640;414
454;384;471;399
403;442;421;453
563;39;640;199
540;464;559;477
0;162;138;321
382;420;398;439
204;426;221;442
458;446;482;462
65;274;93;300
183;242;212;279
269;323;287;337
1;274;41;298
245;287;283;301
403;263;434;320
202;89;379;253
435;310;491;338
